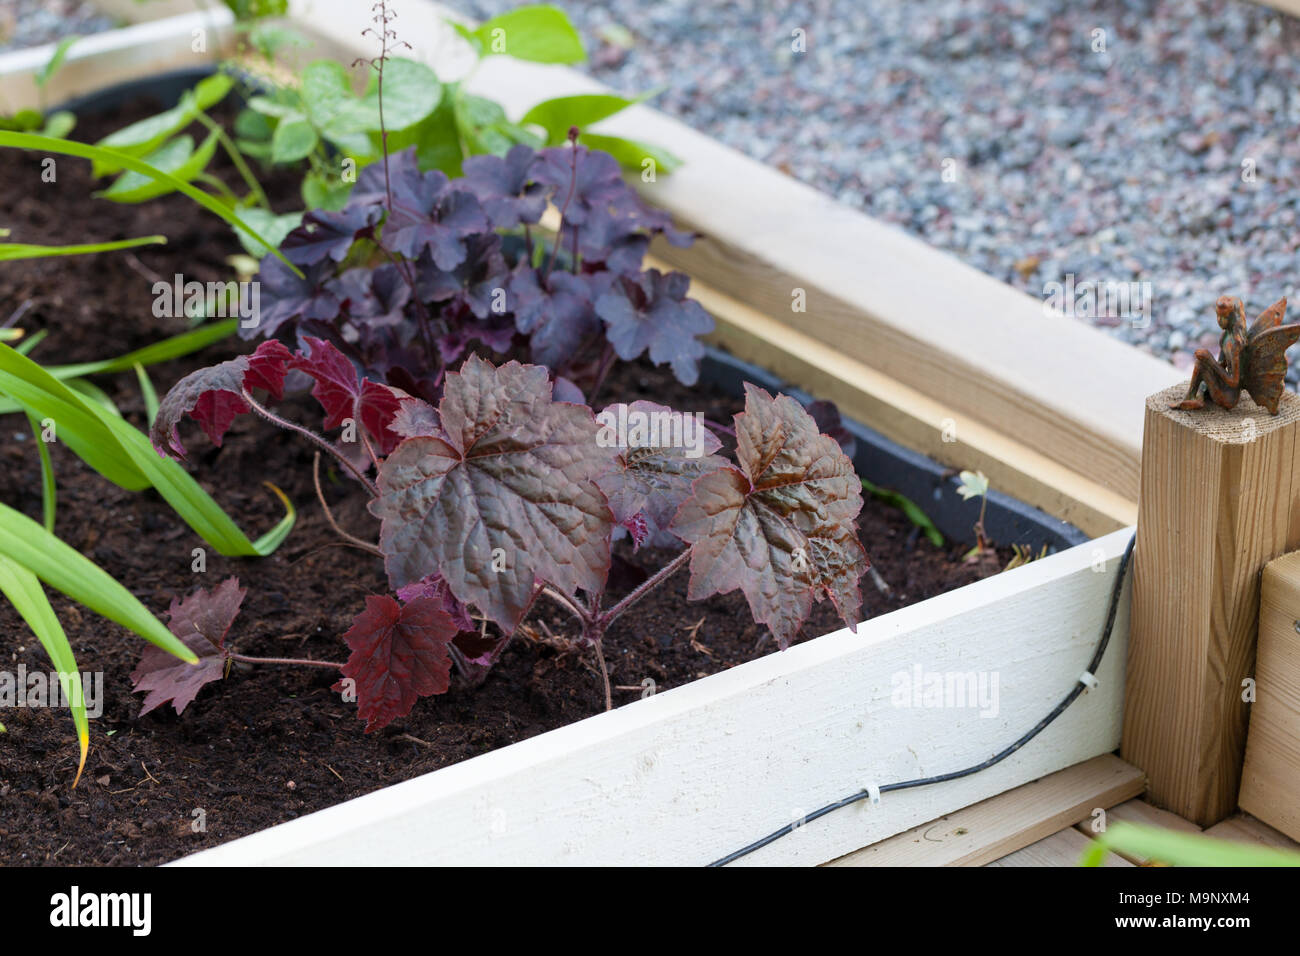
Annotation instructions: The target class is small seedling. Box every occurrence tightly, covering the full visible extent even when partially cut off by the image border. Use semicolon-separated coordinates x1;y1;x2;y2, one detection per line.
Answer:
955;469;992;562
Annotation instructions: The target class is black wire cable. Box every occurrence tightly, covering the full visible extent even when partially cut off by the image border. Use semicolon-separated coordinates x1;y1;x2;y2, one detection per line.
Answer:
708;531;1137;867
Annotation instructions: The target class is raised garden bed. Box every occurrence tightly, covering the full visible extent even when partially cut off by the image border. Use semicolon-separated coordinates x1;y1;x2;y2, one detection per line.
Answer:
18;1;1290;872
0;56;1128;868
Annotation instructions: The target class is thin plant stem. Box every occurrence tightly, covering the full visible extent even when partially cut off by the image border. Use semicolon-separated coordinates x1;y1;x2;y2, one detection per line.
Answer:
241;389;380;497
312;452;382;555
592;638;612;712
228;651;344;670
545;137;580;279
598;549;690;630
586;343;616;406
540;585;588;623
195;111;269;209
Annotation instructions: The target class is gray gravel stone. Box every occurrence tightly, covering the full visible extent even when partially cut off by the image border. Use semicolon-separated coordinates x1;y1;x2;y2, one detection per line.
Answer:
0;0;118;53
449;0;1300;385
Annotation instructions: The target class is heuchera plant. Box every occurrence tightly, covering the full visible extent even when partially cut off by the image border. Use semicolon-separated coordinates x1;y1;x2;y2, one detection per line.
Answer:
246;129;710;406
147;345;870;728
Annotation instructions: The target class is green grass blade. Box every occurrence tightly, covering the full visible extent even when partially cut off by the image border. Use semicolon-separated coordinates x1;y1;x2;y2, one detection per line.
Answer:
99;411;296;555
63;377;122;416
862;477;944;548
0;131;301;276
47;317;237;378
0;235;166;261
1080;821;1300;867
0;502;194;663
14;328;48;356
0;346;149;489
0;555;88;786
134;363;160;422
0;342;295;555
26;412;56;532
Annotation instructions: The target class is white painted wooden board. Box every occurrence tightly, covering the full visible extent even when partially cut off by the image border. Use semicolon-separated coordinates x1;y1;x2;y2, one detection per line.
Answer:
0;12;230;112
173;528;1134;867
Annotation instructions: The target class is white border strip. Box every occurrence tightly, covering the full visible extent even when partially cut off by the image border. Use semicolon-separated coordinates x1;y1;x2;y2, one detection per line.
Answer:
175;528;1133;866
0;12;232;111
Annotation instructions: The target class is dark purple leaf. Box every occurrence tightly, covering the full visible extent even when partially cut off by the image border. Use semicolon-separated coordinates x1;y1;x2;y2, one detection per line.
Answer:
509;265;601;368
244;256;340;340
595;269;714;385
670;385;868;647
131;578;245;716
595;400;726;549
369;355;617;632
331;595;457;732
383;186;489;270
282;205;381;266
460;144;546;228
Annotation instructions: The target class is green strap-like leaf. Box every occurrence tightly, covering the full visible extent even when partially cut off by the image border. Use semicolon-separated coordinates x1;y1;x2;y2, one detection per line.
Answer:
0;503;194;663
0;555;89;786
0;234;165;261
26;411;56;532
1080;821;1300;867
0;131;301;275
0;342;295;556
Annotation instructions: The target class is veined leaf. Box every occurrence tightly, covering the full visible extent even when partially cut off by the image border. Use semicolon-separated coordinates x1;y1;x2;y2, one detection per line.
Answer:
671;385;868;647
370;356;617;631
520;93;647;145
100;131;221;203
270;117;318;163
92;73;232;175
578;132;682;174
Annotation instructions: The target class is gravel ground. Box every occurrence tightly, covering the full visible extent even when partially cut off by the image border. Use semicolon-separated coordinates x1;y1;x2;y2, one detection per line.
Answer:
0;0;118;53
451;0;1300;382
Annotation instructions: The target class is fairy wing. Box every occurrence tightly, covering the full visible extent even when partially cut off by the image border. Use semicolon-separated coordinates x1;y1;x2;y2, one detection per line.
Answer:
1241;323;1300;414
1247;297;1288;338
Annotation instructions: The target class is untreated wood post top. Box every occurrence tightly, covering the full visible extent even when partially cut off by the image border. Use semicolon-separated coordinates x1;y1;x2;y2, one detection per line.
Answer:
1147;384;1300;443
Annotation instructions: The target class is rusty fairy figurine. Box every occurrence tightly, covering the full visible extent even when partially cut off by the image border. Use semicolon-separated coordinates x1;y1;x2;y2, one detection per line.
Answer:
1171;296;1300;415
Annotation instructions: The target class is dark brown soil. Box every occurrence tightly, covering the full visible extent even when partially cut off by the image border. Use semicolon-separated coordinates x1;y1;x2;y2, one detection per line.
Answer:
0;96;1008;865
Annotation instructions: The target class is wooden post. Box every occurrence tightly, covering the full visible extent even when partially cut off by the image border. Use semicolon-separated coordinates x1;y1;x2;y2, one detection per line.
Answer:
1122;384;1300;826
1238;551;1300;841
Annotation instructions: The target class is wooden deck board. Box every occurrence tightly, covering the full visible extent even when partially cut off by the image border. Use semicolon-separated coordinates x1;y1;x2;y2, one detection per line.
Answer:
828;754;1143;867
1204;812;1300;849
988;826;1134;867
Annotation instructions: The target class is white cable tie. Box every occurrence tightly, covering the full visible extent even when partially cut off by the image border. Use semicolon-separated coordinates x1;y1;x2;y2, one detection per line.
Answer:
864;782;881;806
1078;671;1099;690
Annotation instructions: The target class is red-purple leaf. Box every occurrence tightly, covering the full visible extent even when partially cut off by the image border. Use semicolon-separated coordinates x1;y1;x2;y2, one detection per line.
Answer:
289;336;407;455
331;594;457;732
595;401;726;550
131;577;245;716
369;355;617;632
395;571;474;632
151;340;292;457
670;385;868;647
